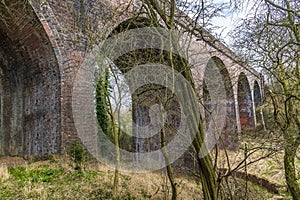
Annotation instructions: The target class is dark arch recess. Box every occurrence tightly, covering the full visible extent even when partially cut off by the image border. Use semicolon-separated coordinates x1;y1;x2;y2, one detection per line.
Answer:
0;1;61;156
254;80;262;107
238;73;254;130
110;17;156;35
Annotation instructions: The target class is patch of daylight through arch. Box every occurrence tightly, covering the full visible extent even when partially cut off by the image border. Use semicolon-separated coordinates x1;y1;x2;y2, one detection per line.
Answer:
94;59;133;136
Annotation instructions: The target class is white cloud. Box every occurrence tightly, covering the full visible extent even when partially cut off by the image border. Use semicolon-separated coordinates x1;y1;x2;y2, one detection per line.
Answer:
210;0;255;44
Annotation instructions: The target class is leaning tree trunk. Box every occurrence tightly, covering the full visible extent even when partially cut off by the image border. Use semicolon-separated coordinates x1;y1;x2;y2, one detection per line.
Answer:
284;132;300;200
193;118;218;200
180;64;218;200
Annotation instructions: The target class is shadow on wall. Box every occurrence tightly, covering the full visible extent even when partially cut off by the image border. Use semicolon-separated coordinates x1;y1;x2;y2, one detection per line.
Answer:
0;1;61;156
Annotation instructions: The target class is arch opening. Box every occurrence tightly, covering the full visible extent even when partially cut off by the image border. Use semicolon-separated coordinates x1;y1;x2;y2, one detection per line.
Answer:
254;80;262;107
254;80;263;128
238;73;254;130
202;56;236;149
94;17;190;168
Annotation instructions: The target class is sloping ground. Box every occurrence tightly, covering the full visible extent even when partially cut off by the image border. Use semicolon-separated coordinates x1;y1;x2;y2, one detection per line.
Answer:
0;155;280;199
0;156;27;167
214;128;299;200
0;156;202;199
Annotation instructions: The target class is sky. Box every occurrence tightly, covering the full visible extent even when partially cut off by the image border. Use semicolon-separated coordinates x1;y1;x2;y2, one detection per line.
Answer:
178;0;257;44
211;14;235;44
208;0;254;45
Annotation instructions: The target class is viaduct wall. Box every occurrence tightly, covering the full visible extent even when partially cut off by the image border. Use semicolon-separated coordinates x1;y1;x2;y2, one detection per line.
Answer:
0;0;264;156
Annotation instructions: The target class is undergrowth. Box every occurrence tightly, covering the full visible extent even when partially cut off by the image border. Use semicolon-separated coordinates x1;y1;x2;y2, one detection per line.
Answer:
0;154;281;200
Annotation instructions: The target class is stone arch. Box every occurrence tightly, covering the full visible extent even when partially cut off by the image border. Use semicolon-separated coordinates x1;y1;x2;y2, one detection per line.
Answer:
203;56;237;148
110;17;155;37
95;17;186;161
203;56;236;128
0;1;61;156
238;72;254;130
253;80;263;127
254;80;262;107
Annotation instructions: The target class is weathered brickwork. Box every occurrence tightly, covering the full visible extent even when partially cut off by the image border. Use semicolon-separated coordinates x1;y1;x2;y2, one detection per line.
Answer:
0;1;61;156
0;0;264;157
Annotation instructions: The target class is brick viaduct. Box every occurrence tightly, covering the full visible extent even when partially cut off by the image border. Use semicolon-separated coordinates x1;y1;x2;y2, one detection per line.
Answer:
0;0;264;156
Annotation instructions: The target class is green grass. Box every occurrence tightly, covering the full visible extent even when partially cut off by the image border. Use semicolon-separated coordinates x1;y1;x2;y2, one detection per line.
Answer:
1;126;295;200
0;158;139;200
8;165;64;184
0;155;281;200
0;156;194;199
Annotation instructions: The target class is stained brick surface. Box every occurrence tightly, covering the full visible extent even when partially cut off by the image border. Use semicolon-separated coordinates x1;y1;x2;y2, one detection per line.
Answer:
0;0;263;157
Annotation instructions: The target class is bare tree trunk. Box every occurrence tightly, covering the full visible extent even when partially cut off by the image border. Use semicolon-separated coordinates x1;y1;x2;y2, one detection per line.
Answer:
159;103;177;200
112;116;120;196
192;117;218;200
260;108;266;131
284;134;300;200
194;150;218;199
143;1;219;198
179;68;218;200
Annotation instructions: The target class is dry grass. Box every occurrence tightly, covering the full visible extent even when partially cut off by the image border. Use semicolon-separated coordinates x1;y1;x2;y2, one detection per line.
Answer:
0;155;203;200
0;165;10;180
215;146;286;186
0;153;277;199
0;129;296;199
214;128;299;199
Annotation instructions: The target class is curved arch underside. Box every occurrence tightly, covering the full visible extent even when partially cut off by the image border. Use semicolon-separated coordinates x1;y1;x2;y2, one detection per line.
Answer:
203;56;237;149
95;17;185;162
0;1;61;156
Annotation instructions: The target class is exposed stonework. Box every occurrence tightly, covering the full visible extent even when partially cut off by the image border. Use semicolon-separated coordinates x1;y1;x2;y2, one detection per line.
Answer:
0;1;61;156
0;0;264;157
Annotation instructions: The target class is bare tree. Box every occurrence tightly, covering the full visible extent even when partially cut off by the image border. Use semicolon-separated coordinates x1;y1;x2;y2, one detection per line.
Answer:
61;0;238;199
230;0;300;198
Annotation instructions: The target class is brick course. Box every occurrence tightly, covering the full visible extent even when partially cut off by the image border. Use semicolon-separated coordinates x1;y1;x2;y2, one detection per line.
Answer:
0;0;263;157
